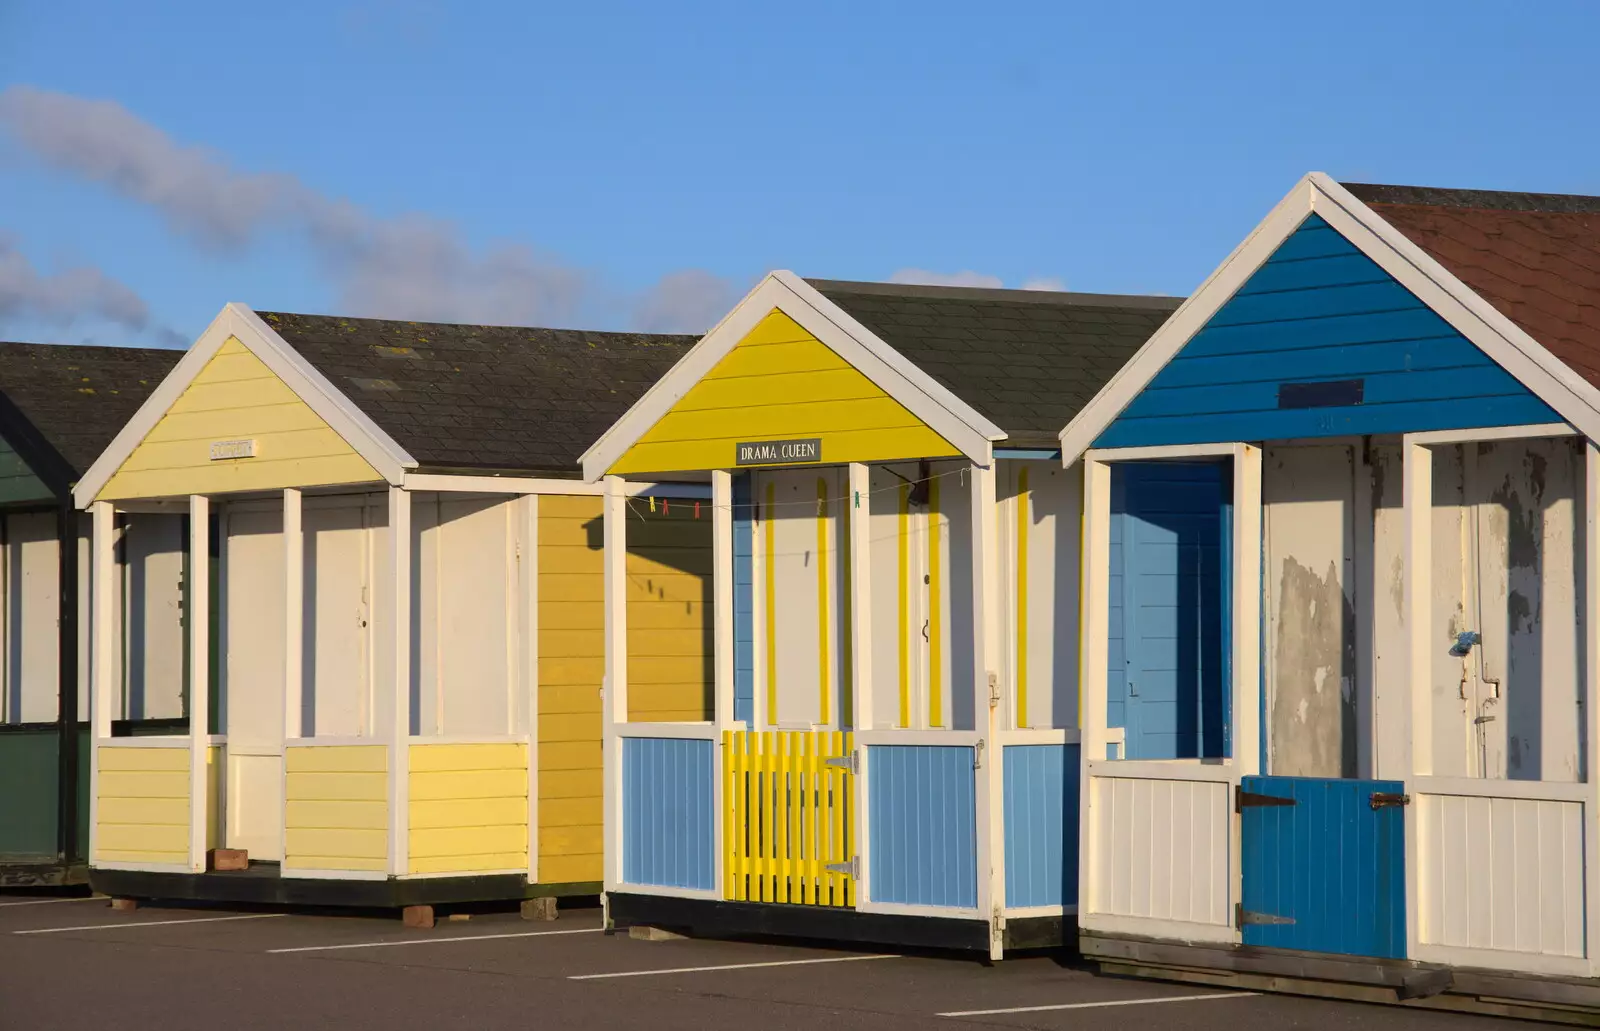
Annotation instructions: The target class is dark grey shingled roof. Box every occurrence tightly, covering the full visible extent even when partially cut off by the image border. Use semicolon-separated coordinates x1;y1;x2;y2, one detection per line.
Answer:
0;342;181;479
808;280;1183;448
257;311;699;475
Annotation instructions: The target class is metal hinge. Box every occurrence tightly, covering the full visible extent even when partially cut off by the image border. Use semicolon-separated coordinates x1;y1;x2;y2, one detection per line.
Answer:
1370;792;1410;810
991;904;1006;942
1235;788;1296;813
974;740;986;770
824;750;859;775
825;856;859;879
987;671;1001;708
1236;902;1295;927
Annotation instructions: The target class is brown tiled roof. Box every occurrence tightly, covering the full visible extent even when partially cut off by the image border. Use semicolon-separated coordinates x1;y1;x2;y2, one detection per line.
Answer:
0;342;181;479
257;311;698;475
1344;182;1600;389
808;280;1183;448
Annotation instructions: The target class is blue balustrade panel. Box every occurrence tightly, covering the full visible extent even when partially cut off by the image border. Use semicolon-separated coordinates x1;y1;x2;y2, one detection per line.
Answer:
867;745;977;908
621;737;715;890
1002;744;1081;909
1095;214;1558;449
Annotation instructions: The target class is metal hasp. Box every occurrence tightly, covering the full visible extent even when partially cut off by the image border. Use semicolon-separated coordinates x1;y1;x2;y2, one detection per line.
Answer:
1369;792;1410;810
1235;787;1296;813
1236;902;1296;927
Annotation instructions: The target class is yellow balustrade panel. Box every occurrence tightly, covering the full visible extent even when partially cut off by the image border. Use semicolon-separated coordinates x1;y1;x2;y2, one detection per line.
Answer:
407;742;529;875
723;730;854;907
94;744;190;866
284;744;387;872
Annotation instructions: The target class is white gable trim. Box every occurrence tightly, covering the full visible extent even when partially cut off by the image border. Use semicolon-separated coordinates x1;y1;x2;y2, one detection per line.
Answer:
74;303;416;507
579;271;1005;481
1057;172;1600;465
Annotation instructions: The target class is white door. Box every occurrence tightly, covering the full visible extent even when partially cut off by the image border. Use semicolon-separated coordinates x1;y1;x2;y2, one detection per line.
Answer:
305;503;371;737
223;508;285;859
868;463;930;729
758;468;846;728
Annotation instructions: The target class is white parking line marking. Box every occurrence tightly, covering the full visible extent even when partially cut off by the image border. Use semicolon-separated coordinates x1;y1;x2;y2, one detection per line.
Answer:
938;991;1258;1017
0;896;103;907
268;927;603;953
570;953;900;980
15;913;289;935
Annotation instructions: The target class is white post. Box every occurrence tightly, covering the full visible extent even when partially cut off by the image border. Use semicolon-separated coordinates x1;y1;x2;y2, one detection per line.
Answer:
88;501;116;866
1077;458;1112;921
602;475;628;891
1586;442;1600;977
187;495;210;872
847;463;874;733
712;471;735;729
1232;445;1263;776
387;486;411;877
283;489;302;740
970;461;1005;960
1401;439;1432;964
522;494;540;886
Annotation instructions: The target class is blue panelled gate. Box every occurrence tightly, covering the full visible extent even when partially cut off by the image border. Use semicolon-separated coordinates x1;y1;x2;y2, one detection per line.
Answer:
1239;776;1407;958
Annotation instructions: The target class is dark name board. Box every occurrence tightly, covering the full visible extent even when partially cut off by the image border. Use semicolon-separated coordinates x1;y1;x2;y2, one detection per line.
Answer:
735;438;822;466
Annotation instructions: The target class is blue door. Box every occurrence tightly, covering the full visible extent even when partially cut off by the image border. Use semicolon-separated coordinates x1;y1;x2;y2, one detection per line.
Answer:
1110;462;1229;760
1239;776;1407;958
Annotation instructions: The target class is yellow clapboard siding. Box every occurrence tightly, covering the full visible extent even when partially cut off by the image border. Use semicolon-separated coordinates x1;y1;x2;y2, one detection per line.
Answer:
98;336;381;500
625;657;715;685
538;796;599;828
539;741;600;772
539;769;600;799
95;849;189;865
538;494;604;520
98;770;189;799
538;824;603;855
98;746;189;773
96;796;188;826
411;797;527;830
537;853;601;884
409;743;526;773
411;853;528;875
285;799;388;830
609;310;960;476
409;769;526;800
97;823;189;854
537;601;603;631
411;825;527;859
540;573;605;604
286;745;387;774
538;713;600;743
538;684;600;715
538;657;604;687
285;771;387;801
285;854;387;872
285;827;387;862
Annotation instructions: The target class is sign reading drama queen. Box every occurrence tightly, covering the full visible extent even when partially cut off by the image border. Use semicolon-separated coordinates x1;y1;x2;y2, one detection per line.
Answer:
735;438;822;466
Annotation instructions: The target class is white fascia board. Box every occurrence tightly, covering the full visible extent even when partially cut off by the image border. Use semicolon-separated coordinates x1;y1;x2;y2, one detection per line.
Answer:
1057;172;1600;467
1056;176;1318;465
230;304;416;483
579;272;1002;481
73;304;418;507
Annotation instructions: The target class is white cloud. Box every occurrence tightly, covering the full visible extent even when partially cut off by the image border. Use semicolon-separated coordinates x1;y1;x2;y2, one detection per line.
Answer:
0;85;722;331
632;269;740;334
1021;276;1066;292
889;268;1005;289
0;235;182;343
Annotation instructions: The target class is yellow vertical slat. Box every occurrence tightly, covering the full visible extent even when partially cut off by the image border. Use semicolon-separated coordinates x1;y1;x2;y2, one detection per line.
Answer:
796;732;810;905
805;732;821;904
826;731;842;906
723;730;735;900
843;731;856;908
773;731;789;903
758;731;773;902
791;732;804;904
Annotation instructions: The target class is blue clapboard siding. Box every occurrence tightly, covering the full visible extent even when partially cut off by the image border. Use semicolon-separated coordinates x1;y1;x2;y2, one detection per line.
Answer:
732;473;754;724
622;737;715;890
1003;744;1081;908
1095;214;1559;448
1240;776;1407;959
868;745;977;908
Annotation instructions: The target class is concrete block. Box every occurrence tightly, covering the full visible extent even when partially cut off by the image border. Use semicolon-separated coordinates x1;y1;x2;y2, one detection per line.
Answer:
109;897;138;912
521;897;558;922
207;848;248;872
402;904;435;929
628;925;685;942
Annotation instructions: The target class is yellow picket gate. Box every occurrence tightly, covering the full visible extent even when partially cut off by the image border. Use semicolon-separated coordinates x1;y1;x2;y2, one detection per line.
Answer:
723;731;855;907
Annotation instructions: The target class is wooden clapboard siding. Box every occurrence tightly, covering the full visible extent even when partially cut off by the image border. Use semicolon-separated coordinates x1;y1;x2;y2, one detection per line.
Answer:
0;438;50;504
408;742;528;874
99;337;381;500
95;744;189;865
1095;215;1560;449
608;309;959;475
283;744;387;872
536;494;712;884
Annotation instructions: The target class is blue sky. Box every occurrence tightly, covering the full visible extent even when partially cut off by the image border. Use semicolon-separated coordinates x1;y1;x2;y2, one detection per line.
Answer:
1;0;1597;347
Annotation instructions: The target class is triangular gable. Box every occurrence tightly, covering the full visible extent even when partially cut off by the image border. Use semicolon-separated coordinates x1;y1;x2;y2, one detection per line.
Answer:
76;304;415;506
1059;174;1600;461
583;272;1005;480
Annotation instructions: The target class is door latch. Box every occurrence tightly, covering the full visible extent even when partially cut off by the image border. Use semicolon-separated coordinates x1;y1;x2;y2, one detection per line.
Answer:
1370;792;1410;810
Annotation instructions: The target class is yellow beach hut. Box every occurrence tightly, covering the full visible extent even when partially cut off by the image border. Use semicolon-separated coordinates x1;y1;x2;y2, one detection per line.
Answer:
73;303;712;920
